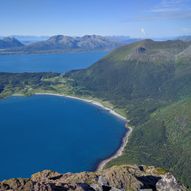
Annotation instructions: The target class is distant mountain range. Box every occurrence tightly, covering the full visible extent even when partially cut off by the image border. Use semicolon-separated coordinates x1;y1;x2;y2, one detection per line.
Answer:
0;37;24;49
0;35;190;54
0;35;140;54
11;35;50;45
177;35;191;41
22;35;121;51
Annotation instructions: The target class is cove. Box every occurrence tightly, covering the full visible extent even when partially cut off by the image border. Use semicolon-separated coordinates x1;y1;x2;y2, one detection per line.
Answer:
0;95;126;180
0;51;107;73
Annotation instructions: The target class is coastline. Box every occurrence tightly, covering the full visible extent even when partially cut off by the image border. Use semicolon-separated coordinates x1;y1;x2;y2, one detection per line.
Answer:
96;124;132;171
34;92;132;171
35;92;127;121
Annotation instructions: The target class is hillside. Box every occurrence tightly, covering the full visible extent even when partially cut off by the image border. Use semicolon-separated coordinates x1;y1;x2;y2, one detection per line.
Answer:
0;35;123;54
110;97;191;187
0;37;24;49
0;165;186;191
0;39;191;189
68;39;191;104
67;39;191;188
23;35;120;51
0;72;60;98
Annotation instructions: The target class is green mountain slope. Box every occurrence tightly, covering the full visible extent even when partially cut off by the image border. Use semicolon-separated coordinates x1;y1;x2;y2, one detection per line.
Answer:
68;39;191;188
69;40;190;100
107;97;191;187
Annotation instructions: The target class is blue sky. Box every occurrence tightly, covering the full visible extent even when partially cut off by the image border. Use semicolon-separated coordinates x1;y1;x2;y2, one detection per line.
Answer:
0;0;191;37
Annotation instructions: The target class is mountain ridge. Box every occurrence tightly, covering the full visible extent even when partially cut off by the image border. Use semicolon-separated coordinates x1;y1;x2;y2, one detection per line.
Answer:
66;39;191;188
0;37;24;49
0;35;138;54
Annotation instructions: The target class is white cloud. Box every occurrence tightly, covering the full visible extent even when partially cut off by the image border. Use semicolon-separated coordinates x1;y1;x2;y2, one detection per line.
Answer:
149;0;191;20
140;28;146;36
133;0;191;22
152;0;185;12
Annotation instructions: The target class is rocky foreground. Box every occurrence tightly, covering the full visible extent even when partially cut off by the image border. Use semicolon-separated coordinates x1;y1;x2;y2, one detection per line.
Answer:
0;165;187;191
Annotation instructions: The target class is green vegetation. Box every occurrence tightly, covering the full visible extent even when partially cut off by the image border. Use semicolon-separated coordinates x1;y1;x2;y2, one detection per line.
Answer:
107;98;191;187
0;39;191;189
67;39;191;189
0;73;60;98
0;73;126;120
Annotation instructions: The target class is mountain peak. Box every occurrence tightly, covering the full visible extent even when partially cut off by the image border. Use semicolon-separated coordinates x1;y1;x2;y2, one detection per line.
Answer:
81;34;103;39
1;35;122;53
142;39;154;43
48;35;73;42
0;36;24;49
3;36;15;41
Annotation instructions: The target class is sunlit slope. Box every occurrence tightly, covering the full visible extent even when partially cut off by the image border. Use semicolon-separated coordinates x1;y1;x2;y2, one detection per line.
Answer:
108;97;191;187
69;39;191;101
68;39;191;188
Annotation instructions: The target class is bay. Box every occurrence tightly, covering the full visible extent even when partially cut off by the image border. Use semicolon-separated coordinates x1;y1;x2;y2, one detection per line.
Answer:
0;95;126;180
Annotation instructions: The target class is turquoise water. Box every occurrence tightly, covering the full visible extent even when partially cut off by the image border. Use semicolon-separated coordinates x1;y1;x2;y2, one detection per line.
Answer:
0;51;107;73
0;95;126;180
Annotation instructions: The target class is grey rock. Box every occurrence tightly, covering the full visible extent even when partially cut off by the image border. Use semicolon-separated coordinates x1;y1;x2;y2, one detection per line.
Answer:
156;173;187;191
0;165;187;191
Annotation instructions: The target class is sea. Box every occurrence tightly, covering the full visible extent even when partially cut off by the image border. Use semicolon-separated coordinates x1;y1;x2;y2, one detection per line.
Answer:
0;51;107;73
0;51;127;180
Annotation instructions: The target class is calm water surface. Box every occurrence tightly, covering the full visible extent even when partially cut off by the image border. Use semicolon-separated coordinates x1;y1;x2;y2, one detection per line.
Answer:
0;95;126;180
0;51;107;73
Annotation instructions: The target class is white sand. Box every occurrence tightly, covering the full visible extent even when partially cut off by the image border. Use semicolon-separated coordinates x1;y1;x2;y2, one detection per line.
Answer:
35;93;127;120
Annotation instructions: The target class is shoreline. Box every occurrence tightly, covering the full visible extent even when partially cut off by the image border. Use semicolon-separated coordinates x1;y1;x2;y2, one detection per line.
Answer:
34;93;133;171
34;92;132;170
96;124;132;171
35;92;127;121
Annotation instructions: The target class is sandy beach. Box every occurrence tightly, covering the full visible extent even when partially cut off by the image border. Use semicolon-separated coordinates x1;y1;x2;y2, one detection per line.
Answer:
35;93;126;120
34;92;132;170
